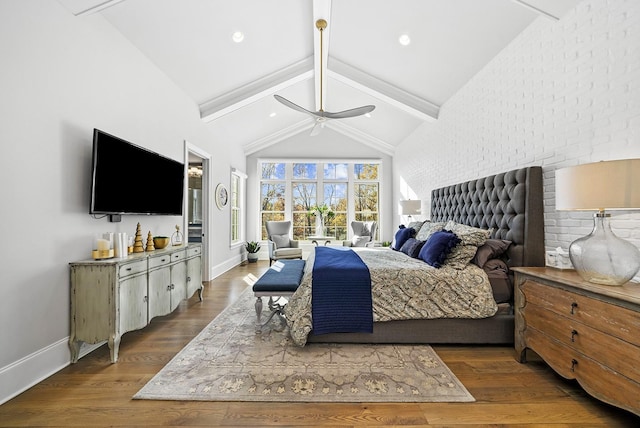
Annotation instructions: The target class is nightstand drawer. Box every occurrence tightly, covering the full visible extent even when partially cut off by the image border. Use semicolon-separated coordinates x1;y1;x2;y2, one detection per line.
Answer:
525;327;640;415
525;303;640;384
522;279;640;347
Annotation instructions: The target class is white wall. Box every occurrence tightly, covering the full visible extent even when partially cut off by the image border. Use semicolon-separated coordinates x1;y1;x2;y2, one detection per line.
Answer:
0;1;244;404
246;127;394;250
394;0;640;268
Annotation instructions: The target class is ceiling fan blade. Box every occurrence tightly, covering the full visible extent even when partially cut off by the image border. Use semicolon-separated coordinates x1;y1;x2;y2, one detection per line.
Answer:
273;95;323;118
309;121;323;137
323;104;376;119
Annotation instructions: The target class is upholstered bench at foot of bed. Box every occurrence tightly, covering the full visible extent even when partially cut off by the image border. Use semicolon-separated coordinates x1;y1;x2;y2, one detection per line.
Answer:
252;259;305;332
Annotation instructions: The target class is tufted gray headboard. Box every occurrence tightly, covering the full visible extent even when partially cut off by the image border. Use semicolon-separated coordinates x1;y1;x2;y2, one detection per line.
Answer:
430;166;544;268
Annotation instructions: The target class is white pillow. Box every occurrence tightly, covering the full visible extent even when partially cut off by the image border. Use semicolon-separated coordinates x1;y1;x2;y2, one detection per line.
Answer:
271;234;290;248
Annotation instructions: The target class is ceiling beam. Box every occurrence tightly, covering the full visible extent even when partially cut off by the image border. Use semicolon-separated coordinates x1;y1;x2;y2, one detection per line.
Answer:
329;59;439;122
509;0;559;21
199;57;313;122
59;0;127;16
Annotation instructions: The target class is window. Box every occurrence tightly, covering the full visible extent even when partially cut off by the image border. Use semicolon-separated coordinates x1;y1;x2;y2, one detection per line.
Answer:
354;163;379;229
259;160;381;241
230;168;246;245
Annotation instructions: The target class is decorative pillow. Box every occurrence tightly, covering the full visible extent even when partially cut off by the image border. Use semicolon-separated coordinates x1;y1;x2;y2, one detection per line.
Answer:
407;221;425;234
399;237;419;256
444;244;478;270
407;239;426;258
391;226;416;251
271;234;290;249
418;231;461;268
351;235;371;247
444;221;491;246
472;239;512;268
415;221;445;241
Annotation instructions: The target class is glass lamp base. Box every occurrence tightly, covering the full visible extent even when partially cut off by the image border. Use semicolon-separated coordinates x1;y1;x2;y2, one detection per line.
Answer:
569;213;640;286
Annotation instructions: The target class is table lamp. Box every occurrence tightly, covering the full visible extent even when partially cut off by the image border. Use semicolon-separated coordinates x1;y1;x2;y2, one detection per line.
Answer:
555;159;640;285
399;200;421;222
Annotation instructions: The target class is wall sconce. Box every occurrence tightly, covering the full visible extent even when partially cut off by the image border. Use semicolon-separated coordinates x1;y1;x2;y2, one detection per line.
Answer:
399;200;421;222
555;159;640;285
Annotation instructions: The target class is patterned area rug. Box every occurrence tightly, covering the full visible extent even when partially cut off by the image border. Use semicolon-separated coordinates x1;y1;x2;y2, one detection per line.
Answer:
134;287;474;402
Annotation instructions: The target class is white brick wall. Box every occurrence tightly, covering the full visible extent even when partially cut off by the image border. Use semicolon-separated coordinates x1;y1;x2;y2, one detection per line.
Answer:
395;0;640;278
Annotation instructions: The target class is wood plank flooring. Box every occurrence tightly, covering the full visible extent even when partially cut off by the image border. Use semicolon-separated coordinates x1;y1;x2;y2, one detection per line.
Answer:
1;260;638;427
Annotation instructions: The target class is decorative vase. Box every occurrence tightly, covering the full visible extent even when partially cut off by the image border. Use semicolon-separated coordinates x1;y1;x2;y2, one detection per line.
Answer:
247;253;259;263
315;217;325;236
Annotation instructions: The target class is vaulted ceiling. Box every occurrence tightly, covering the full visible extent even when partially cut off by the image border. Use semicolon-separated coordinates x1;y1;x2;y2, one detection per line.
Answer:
58;0;582;155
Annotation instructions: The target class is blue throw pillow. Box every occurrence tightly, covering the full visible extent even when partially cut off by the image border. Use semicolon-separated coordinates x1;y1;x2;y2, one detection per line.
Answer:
399;237;418;256
419;231;461;268
391;226;416;251
399;237;426;258
407;239;426;258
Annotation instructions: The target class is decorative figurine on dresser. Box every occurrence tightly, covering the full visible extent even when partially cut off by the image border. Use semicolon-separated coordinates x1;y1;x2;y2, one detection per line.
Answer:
69;239;202;363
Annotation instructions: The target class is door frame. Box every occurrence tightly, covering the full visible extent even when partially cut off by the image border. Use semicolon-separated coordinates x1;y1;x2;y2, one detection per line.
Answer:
184;140;211;281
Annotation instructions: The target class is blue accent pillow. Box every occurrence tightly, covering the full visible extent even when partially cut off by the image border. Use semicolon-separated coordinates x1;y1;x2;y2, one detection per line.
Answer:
399;237;425;258
418;231;461;268
391;226;416;251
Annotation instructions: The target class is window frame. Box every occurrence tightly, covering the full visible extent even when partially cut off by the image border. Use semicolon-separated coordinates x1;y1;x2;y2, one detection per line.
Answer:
257;159;382;242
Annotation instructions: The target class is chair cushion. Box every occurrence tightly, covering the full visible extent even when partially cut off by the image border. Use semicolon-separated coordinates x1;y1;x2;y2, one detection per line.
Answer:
273;247;302;258
271;234;290;248
351;235;371;247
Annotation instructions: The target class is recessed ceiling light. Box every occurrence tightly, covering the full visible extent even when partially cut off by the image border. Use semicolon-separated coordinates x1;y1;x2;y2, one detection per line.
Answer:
269;112;277;118
364;113;372;118
232;31;244;43
398;34;411;46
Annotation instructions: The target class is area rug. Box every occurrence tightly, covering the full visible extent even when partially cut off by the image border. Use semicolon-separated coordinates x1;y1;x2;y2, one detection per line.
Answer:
134;287;474;403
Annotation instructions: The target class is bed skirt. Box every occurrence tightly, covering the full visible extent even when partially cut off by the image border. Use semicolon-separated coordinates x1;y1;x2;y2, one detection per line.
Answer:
306;313;514;344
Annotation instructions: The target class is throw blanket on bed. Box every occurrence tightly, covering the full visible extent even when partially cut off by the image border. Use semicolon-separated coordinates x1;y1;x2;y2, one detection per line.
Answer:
311;246;373;335
285;248;498;346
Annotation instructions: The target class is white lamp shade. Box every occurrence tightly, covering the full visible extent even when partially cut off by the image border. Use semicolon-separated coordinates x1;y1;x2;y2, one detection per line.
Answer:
399;200;421;215
555;159;640;211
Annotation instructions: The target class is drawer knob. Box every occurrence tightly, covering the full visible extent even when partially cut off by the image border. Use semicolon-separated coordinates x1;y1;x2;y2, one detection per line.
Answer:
571;359;578;372
571;329;578;342
570;302;578;315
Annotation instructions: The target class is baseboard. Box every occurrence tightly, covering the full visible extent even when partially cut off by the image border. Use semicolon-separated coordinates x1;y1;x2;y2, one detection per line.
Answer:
210;254;243;279
0;337;105;406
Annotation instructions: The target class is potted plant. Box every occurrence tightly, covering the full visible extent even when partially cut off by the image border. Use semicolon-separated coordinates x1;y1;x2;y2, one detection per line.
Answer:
245;241;261;263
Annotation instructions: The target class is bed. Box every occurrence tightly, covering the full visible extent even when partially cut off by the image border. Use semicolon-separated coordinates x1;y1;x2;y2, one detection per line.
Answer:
284;166;544;346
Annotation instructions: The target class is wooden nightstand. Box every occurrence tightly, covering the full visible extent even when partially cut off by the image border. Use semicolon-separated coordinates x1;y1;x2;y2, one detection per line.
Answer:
513;267;640;416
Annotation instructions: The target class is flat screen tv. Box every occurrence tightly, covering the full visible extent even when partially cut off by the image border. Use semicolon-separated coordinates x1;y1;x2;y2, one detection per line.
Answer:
90;129;184;216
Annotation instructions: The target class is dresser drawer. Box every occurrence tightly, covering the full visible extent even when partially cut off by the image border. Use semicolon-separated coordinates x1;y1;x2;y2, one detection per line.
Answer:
522;279;640;347
149;254;171;269
170;250;185;263
524;303;640;384
187;246;201;258
525;327;640;415
118;260;147;278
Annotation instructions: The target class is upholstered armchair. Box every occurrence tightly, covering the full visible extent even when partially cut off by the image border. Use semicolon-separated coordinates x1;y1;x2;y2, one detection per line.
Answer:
265;221;303;265
343;221;377;247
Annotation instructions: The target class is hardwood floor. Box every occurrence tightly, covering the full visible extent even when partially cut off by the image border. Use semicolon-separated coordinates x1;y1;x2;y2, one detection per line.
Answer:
1;260;638;427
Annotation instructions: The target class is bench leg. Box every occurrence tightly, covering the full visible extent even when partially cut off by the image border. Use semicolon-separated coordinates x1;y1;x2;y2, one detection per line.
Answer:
255;297;263;332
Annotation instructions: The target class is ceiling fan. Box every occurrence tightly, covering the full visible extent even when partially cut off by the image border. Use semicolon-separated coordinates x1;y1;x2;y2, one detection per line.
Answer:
274;19;376;136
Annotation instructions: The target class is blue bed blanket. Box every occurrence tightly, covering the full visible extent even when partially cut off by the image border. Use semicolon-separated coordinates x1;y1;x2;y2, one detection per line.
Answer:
311;246;373;335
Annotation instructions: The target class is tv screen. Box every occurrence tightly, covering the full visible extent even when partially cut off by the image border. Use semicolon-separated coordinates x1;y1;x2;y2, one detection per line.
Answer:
90;129;184;216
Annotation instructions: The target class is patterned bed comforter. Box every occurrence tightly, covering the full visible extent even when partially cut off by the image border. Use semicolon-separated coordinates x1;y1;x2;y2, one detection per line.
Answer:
284;247;498;346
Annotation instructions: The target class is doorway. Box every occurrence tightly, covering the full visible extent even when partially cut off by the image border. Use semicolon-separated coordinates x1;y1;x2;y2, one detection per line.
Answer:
185;141;211;281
